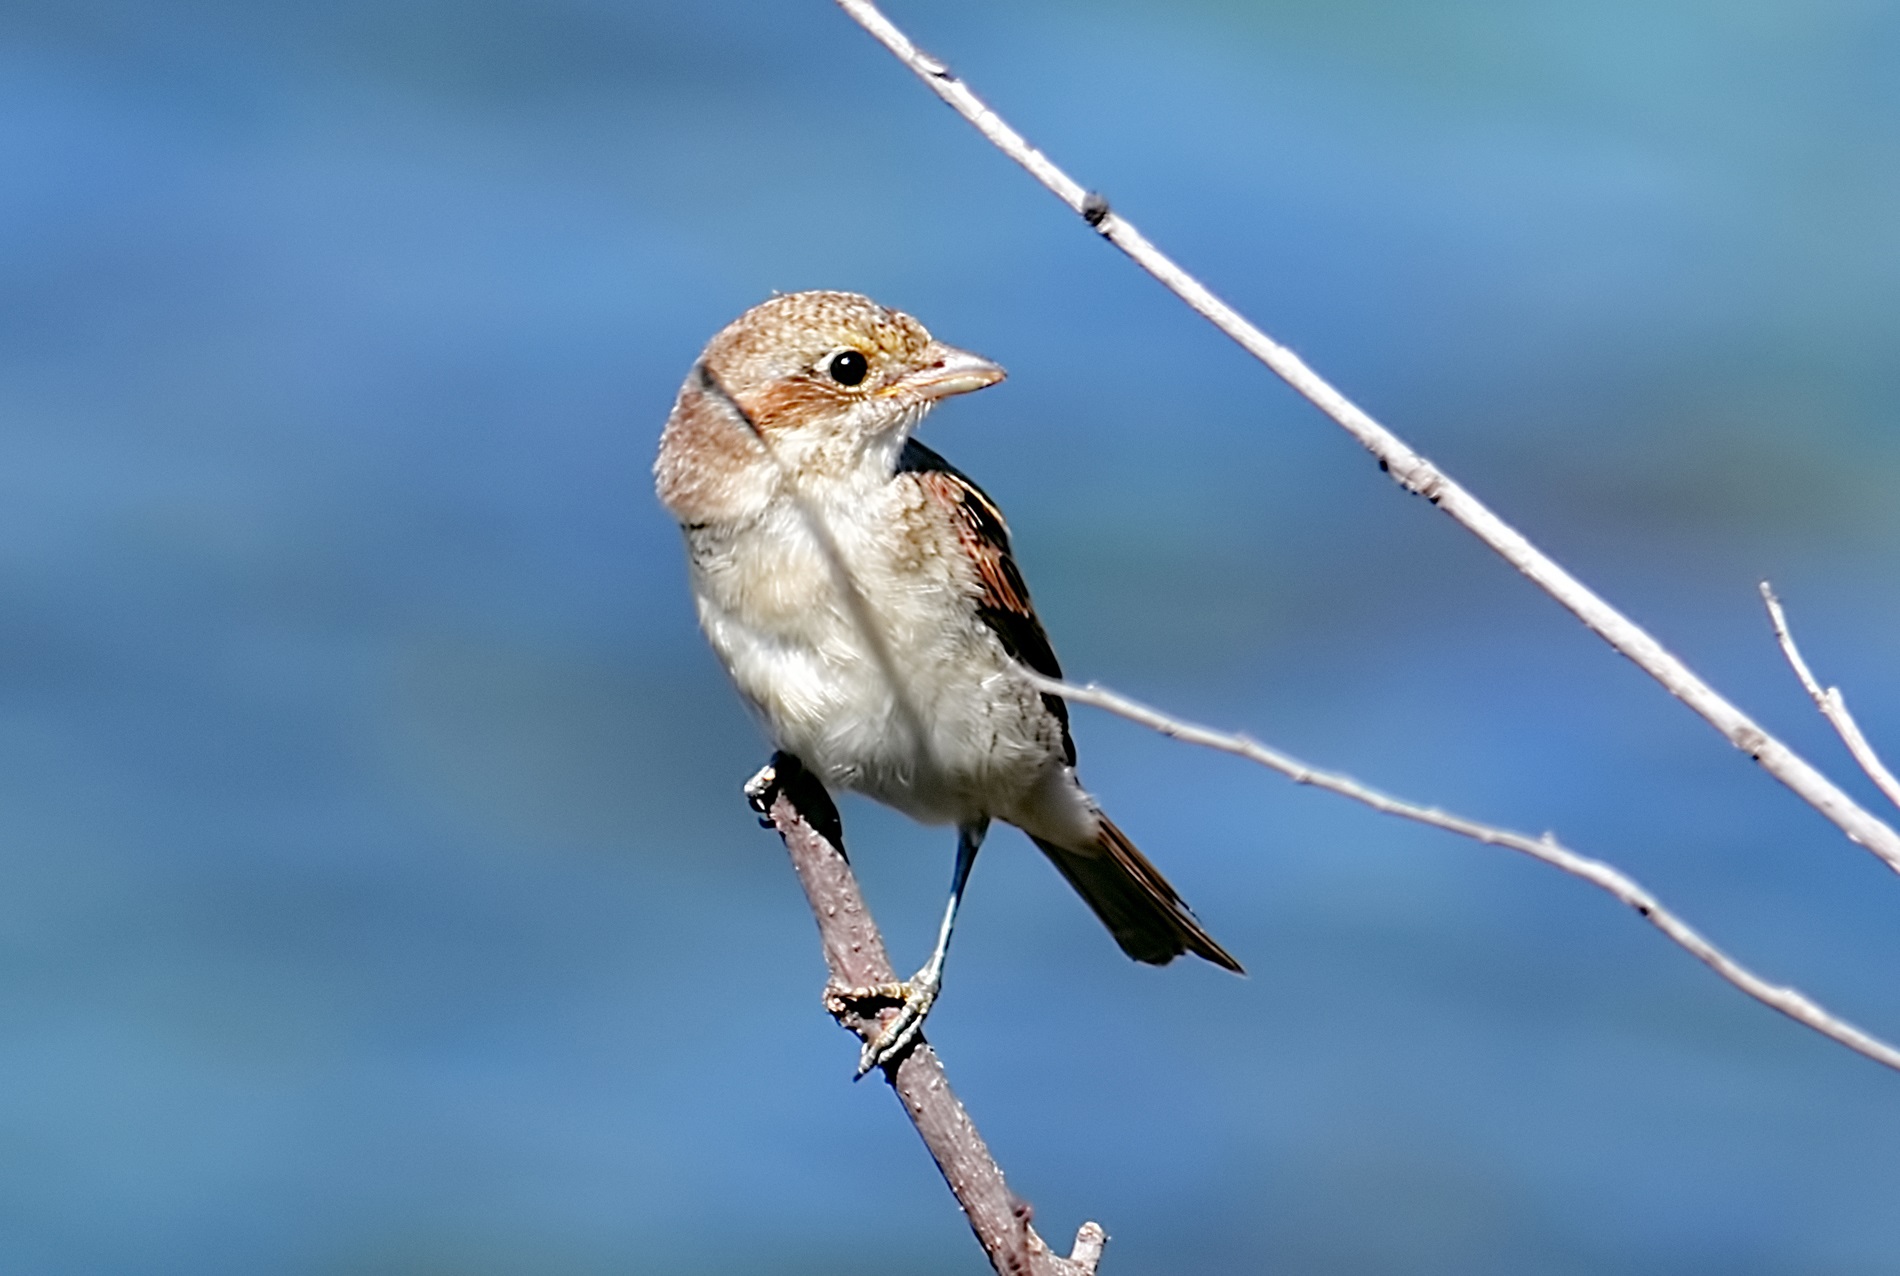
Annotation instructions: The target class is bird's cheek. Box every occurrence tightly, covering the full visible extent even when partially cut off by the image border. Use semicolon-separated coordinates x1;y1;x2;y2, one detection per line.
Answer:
865;394;929;437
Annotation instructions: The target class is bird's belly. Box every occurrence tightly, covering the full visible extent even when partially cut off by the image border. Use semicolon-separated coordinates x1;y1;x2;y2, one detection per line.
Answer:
701;589;1058;828
849;681;1064;828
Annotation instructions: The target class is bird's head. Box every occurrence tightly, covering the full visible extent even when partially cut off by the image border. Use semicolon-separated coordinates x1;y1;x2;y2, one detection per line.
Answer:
657;292;1004;520
701;289;1004;444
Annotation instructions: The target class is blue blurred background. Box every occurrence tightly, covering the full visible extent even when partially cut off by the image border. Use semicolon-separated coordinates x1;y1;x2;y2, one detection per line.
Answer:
3;0;1899;1271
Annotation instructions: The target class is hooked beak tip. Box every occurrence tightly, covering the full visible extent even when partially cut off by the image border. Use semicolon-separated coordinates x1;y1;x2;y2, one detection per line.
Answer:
892;344;1006;400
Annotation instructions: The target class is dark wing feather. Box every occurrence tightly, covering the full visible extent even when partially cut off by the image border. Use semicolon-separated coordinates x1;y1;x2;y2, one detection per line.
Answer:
1032;820;1245;971
898;441;1243;975
896;439;1074;764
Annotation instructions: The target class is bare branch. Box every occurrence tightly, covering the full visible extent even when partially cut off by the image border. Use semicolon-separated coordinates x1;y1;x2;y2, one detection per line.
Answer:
747;753;1106;1276
1761;583;1900;814
694;364;933;764
831;0;1900;877
1026;672;1900;1076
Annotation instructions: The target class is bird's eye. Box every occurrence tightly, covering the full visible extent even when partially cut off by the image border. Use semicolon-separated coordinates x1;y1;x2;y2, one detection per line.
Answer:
824;349;869;387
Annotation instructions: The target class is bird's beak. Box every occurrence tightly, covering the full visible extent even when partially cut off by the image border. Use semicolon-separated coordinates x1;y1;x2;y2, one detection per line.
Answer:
889;343;1006;400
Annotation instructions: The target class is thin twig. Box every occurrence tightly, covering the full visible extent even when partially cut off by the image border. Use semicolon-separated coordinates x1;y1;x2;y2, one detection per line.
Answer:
693;363;934;765
747;753;1106;1276
830;0;1900;877
1761;583;1900;815
1025;672;1900;1075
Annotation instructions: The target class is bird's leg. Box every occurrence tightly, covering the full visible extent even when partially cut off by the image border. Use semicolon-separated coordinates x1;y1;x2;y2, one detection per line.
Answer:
838;819;988;1077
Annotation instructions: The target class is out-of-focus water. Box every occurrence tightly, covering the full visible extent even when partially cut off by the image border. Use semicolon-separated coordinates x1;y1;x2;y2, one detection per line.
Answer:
2;1;1898;1271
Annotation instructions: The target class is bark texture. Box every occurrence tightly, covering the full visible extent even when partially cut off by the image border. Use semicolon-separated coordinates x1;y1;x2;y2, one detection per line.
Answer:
748;752;1105;1276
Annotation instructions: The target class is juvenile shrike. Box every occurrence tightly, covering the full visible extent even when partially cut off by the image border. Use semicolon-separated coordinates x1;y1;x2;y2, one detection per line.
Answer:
655;291;1240;1073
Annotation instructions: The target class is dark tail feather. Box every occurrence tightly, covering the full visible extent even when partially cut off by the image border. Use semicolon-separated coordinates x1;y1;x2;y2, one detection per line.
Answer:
1032;817;1244;973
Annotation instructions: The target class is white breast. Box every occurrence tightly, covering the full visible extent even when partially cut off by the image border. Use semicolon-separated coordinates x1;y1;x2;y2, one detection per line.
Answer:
686;476;1067;830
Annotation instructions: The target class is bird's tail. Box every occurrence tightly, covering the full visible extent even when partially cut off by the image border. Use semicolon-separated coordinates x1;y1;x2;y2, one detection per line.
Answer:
1032;817;1243;973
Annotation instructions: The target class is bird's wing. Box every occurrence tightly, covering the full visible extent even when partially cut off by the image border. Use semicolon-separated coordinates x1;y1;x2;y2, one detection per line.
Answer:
895;438;1074;764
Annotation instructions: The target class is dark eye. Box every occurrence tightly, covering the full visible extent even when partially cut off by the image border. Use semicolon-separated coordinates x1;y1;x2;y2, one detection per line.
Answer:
825;349;869;387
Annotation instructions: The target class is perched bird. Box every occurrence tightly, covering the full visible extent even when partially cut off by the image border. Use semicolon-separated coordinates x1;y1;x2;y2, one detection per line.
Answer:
655;290;1241;1072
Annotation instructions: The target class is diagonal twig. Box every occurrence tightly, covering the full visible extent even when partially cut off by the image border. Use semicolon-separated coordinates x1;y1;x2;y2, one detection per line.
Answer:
693;363;934;765
747;752;1106;1276
830;0;1900;878
1025;672;1900;1075
1761;583;1900;815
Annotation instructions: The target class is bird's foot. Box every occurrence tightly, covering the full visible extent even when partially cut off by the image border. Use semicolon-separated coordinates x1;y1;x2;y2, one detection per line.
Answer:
825;968;942;1078
743;763;779;820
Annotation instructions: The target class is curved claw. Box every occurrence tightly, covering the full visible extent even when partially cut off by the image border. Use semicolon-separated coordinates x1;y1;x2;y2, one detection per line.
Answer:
827;972;942;1078
856;974;939;1077
743;763;778;818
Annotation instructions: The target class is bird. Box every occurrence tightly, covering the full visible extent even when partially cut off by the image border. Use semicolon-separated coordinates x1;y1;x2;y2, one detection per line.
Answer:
654;290;1241;1074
